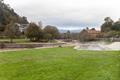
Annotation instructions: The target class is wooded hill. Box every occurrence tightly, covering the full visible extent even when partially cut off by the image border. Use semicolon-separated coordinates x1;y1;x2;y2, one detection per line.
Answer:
0;0;28;31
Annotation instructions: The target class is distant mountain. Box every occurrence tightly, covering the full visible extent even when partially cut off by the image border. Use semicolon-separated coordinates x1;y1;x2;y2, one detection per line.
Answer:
0;0;28;31
59;29;81;33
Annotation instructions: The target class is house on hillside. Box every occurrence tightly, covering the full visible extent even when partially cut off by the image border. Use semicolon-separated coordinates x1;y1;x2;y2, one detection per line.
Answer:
16;23;29;33
79;27;102;41
19;24;29;33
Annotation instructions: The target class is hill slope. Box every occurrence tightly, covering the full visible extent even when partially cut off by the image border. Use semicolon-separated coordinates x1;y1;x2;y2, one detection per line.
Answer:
0;0;28;31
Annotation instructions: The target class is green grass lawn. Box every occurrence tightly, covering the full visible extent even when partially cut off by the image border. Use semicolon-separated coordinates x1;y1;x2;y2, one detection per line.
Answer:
0;47;120;80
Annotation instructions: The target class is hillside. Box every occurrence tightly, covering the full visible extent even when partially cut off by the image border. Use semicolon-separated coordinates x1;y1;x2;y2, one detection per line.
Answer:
0;0;28;31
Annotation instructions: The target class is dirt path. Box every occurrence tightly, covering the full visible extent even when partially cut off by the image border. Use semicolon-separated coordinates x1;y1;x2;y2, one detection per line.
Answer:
0;46;58;52
0;43;74;52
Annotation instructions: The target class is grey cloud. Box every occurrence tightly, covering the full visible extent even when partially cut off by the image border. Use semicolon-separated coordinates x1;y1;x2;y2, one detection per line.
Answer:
4;0;120;30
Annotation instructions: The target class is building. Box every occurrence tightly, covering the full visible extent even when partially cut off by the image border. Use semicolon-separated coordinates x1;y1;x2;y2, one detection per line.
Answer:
79;27;102;41
16;23;29;33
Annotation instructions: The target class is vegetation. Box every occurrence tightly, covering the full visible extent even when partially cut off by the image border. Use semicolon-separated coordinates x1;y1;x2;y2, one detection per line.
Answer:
25;24;59;42
64;30;71;39
4;22;21;43
60;31;79;42
0;47;119;80
112;19;120;31
44;25;59;40
0;0;120;43
101;17;113;32
0;0;28;32
25;22;43;42
101;17;120;37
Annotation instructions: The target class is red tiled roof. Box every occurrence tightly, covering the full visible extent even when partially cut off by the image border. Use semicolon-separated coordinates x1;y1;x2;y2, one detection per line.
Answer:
86;29;100;34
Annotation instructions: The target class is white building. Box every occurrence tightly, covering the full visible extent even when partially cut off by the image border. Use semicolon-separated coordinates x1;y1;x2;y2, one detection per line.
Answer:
17;23;29;32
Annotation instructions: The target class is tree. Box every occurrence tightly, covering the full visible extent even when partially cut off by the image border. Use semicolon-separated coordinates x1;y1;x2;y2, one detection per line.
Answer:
25;22;42;42
62;30;71;39
101;18;120;37
0;0;4;4
43;33;52;41
66;30;71;39
101;17;113;32
112;19;120;31
104;17;113;23
4;22;21;43
0;0;28;32
43;25;59;40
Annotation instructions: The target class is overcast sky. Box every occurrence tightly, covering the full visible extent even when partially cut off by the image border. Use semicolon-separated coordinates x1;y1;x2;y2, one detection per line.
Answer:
4;0;120;30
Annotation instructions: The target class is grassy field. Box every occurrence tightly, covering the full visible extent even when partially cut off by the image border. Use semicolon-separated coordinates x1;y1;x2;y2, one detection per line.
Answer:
0;47;120;80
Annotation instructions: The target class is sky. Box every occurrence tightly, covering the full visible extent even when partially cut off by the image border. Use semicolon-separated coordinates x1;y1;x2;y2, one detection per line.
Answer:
4;0;120;30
